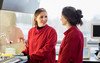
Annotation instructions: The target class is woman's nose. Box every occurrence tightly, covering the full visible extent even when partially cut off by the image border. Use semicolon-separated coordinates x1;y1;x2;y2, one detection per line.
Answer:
43;17;47;21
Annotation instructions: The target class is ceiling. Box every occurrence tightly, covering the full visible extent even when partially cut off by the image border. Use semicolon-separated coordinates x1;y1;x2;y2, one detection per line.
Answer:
1;0;40;13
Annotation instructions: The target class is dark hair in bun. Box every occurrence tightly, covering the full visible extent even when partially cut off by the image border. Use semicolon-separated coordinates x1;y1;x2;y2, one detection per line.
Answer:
62;6;83;26
76;10;83;18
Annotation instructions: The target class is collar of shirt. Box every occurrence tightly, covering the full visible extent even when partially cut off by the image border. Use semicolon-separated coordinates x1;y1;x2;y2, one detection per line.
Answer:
35;24;48;33
64;26;77;35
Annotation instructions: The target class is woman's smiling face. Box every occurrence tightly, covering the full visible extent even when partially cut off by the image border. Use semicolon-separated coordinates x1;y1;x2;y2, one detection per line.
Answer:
35;12;48;27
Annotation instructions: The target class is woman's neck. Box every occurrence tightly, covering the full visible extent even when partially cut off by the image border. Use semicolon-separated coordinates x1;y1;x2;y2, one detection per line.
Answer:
65;23;72;30
37;24;46;27
37;25;45;29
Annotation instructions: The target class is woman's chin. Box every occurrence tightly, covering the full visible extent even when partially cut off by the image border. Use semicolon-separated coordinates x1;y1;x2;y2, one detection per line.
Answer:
39;24;46;27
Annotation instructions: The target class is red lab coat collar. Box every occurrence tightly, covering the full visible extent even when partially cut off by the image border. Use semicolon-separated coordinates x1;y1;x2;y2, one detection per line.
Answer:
35;24;48;32
64;26;78;35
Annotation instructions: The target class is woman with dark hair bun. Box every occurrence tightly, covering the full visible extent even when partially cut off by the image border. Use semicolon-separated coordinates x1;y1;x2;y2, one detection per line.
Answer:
57;6;84;63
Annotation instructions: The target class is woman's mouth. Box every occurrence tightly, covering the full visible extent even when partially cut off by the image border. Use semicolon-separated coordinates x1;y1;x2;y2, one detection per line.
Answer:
41;21;46;24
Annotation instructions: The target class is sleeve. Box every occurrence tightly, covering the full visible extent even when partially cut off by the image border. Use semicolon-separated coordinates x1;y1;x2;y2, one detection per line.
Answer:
58;36;79;63
31;29;57;60
22;30;31;55
22;40;29;55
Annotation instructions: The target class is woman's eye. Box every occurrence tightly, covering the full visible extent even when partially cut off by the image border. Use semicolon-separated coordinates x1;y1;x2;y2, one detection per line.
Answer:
40;16;47;18
45;16;47;18
40;16;43;18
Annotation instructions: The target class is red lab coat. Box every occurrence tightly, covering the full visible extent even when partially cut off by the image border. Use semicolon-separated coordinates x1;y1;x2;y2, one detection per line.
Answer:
22;25;57;63
58;26;84;63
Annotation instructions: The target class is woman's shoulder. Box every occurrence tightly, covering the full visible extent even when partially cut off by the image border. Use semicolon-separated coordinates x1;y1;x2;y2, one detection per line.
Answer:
47;25;56;30
47;25;56;32
71;28;83;39
28;26;36;33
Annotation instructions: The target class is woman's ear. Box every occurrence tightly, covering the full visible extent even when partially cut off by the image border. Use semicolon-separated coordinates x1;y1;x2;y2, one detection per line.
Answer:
33;17;37;25
34;17;36;22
